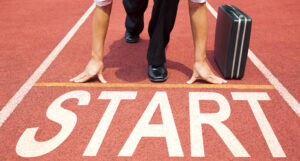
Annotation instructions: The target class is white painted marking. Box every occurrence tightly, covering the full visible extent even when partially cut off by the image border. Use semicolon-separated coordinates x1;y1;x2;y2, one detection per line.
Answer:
0;4;96;127
83;91;137;156
232;92;286;157
119;92;184;157
248;50;300;116
16;90;90;157
206;2;217;18
189;92;249;157
206;2;300;117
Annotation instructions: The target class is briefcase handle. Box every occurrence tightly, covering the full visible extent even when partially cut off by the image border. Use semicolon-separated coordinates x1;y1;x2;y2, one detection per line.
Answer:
222;5;246;19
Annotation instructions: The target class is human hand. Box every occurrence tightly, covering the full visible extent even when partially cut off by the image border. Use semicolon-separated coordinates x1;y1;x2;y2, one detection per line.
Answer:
70;58;107;83
187;61;227;84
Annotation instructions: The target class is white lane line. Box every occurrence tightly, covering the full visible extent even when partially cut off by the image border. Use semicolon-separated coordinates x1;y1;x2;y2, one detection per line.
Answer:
0;4;96;127
206;2;218;18
206;2;300;117
248;50;300;116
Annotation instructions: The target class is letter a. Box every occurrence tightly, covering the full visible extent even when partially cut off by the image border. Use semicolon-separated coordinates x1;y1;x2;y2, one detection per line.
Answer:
119;92;183;157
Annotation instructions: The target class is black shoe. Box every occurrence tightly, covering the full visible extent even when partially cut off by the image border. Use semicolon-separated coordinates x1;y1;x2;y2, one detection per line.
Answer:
148;64;168;82
125;31;139;43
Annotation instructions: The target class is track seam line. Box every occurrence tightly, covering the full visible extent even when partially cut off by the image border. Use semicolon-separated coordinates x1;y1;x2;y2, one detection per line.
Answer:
0;3;96;127
207;2;300;117
34;82;275;90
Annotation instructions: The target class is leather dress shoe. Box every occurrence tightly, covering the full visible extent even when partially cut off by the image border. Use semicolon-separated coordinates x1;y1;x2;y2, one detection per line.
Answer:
125;31;139;43
148;64;168;82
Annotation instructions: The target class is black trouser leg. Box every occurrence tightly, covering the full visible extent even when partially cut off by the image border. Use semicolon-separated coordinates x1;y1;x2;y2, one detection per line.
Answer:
123;0;148;36
147;0;179;66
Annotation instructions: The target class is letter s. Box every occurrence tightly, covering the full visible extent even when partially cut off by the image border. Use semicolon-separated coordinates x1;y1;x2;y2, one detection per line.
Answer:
16;90;90;157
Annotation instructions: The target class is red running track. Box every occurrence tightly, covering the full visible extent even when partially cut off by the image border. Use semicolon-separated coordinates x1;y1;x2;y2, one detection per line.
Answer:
0;0;299;160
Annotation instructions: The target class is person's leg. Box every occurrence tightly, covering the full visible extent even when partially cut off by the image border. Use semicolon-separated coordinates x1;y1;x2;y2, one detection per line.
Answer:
147;0;179;66
70;4;112;83
186;2;226;84
123;0;148;42
146;0;179;82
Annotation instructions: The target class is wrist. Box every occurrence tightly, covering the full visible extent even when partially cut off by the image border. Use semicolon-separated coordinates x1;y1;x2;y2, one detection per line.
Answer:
194;51;207;63
91;52;103;61
194;57;206;63
92;55;103;62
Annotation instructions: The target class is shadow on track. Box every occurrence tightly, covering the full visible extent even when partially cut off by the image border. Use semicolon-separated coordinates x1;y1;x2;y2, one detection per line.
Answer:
87;38;221;83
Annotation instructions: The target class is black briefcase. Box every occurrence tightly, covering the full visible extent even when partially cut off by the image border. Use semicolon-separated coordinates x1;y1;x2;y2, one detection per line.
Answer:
214;5;252;79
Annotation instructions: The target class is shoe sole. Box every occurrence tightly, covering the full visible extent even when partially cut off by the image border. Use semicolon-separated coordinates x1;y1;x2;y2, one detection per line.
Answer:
148;75;168;83
125;38;139;43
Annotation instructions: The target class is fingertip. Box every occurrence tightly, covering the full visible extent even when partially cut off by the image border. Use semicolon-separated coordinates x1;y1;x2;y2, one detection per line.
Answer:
98;74;107;84
74;78;86;83
186;78;195;84
221;79;227;84
100;78;107;84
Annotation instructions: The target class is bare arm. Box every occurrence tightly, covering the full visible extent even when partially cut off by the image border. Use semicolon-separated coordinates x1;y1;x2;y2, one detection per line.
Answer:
70;4;112;83
187;2;226;84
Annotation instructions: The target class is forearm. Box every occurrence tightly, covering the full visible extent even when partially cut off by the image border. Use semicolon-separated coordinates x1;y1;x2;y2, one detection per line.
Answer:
92;5;112;61
189;2;208;63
